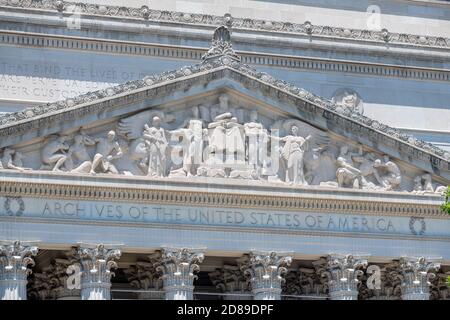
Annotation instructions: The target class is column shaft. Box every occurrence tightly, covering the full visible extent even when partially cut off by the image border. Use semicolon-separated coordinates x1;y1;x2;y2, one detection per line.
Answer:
78;244;121;300
399;257;440;300
326;254;368;300
158;247;205;300
245;251;292;300
0;241;38;300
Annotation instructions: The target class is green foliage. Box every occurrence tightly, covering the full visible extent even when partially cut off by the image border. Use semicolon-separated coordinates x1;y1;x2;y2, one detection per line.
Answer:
442;186;450;215
441;187;450;214
447;275;450;287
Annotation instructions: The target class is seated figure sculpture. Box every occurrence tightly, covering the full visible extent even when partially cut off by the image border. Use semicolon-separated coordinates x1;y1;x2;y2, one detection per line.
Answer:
373;155;402;191
1;148;31;171
66;133;96;173
90;130;123;174
41;136;69;172
335;145;362;188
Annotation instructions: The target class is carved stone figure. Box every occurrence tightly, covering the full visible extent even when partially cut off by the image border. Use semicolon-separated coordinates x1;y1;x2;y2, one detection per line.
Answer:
335;145;363;188
373;155;401;190
413;174;430;193
143;116;168;177
170;119;204;177
207;112;245;165
90;130;123;174
332;89;364;114
66;133;96;173
244;110;269;177
279;126;311;185
1;148;30;171
210;94;230;121
350;150;388;190
41;135;70;172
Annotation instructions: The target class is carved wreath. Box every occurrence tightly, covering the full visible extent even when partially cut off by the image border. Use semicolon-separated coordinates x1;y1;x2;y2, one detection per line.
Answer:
4;196;25;216
409;217;426;236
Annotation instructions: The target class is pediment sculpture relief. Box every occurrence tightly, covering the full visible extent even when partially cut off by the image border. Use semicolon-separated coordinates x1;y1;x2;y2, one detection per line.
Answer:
331;88;364;115
0;93;446;194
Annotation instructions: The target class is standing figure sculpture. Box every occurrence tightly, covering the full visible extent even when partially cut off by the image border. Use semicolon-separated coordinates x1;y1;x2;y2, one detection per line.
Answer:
373;155;402;191
90;130;123;174
143;116;168;177
244;110;269;176
170;119;204;177
41;136;69;172
67;133;96;173
280;126;311;185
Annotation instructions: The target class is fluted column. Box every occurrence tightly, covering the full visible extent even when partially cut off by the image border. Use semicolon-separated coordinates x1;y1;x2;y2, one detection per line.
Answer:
78;244;121;300
0;241;38;300
157;247;205;300
326;253;368;300
244;251;292;300
399;256;440;300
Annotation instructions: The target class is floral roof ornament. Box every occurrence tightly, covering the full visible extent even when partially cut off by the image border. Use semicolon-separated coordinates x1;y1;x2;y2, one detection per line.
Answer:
201;26;241;64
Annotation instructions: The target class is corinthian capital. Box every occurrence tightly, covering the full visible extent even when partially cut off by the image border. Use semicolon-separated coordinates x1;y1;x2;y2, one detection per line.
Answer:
245;251;292;281
244;251;292;300
77;244;122;283
399;256;441;300
0;241;38;280
326;253;368;299
158;247;205;281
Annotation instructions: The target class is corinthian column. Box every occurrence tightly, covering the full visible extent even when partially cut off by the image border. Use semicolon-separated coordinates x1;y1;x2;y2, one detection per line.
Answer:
78;244;121;300
399;256;440;300
326;253;368;300
0;241;38;300
157;247;205;300
244;251;292;300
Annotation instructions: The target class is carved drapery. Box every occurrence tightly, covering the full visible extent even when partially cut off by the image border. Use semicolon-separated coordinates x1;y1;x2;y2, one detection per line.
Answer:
399;256;440;300
0;241;38;300
157;247;205;300
244;251;292;300
124;252;164;300
78;244;121;300
325;254;368;300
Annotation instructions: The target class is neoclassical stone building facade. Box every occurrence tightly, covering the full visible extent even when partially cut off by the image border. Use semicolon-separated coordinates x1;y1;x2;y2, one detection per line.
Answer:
0;0;449;300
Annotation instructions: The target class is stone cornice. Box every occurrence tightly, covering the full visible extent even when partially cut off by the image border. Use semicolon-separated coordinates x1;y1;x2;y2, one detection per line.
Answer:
1;30;449;83
0;0;449;50
0;171;446;218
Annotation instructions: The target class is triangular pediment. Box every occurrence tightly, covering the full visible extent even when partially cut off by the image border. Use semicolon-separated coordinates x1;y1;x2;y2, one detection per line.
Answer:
0;26;448;194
